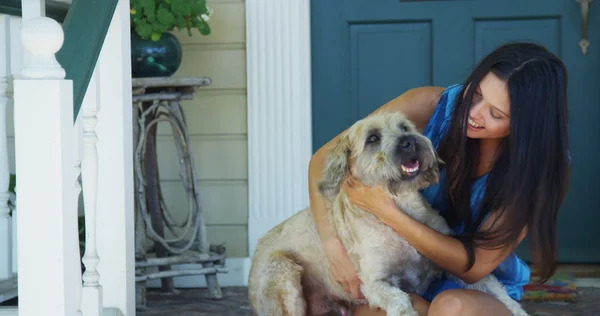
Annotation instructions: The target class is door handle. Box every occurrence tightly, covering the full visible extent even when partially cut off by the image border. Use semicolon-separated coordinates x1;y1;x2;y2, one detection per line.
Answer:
576;0;593;55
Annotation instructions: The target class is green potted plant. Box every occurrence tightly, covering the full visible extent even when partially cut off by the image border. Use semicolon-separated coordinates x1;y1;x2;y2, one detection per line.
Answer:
130;0;213;78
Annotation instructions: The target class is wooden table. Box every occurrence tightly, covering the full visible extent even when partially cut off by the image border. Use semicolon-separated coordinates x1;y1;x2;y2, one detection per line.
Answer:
131;77;228;310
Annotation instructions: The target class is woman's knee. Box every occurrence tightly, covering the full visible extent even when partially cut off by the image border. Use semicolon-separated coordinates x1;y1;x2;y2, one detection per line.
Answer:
409;293;430;316
428;289;512;316
352;295;430;316
428;289;468;316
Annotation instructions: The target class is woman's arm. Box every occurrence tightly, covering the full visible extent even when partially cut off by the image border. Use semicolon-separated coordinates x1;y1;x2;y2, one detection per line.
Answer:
385;206;527;283
342;179;528;284
307;86;445;297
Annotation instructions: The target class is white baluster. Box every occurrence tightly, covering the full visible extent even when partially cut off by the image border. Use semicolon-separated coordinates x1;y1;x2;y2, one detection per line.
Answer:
79;66;103;316
74;116;83;316
14;16;80;316
0;14;11;281
20;1;45;26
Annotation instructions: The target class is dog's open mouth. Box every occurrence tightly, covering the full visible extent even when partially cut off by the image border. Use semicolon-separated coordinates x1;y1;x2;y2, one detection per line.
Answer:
400;158;420;178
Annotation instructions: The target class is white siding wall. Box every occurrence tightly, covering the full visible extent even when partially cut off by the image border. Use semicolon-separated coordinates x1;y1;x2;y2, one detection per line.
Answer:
158;0;249;258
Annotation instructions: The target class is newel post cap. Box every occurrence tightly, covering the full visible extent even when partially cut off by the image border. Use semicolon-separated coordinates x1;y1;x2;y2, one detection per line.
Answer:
20;16;66;79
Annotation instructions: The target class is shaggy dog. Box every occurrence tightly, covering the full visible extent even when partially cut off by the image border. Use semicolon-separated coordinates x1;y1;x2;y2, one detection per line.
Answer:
248;112;528;316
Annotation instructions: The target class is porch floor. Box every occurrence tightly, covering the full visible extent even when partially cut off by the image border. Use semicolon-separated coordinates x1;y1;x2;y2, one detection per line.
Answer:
137;286;600;316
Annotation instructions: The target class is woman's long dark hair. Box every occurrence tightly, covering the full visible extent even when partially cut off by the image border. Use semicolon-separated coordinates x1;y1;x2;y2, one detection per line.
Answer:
437;42;571;282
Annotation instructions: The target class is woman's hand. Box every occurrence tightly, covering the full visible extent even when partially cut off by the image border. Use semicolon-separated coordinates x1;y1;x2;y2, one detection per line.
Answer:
322;236;365;299
342;177;521;284
342;176;400;225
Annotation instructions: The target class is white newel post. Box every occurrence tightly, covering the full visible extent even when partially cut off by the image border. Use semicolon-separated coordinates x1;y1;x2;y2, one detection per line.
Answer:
13;16;81;316
0;15;12;283
95;0;135;314
246;0;313;257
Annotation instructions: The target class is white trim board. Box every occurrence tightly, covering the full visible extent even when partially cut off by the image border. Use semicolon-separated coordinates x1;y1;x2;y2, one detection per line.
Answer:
245;0;313;257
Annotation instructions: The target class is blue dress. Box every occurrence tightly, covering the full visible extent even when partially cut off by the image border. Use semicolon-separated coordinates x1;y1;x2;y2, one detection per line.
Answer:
419;84;531;302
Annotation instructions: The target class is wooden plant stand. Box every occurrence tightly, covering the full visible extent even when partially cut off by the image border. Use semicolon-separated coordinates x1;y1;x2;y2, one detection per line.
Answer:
131;77;228;310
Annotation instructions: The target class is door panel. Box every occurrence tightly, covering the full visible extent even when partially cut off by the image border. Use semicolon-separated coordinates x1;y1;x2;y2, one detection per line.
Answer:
350;23;432;119
474;19;561;61
311;0;600;262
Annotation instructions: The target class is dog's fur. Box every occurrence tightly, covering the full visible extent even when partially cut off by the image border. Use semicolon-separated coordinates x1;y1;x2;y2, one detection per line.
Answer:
248;112;528;316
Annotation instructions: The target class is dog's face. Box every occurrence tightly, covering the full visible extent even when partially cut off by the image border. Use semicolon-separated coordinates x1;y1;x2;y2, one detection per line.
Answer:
318;112;441;200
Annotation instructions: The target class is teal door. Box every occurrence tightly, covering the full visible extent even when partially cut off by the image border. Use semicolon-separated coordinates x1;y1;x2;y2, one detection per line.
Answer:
311;0;600;263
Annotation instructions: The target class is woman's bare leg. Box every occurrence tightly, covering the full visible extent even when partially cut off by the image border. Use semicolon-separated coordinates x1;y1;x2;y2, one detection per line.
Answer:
352;294;430;316
428;289;513;316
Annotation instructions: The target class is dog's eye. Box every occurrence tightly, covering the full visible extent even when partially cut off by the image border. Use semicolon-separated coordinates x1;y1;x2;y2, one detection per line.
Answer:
400;124;409;132
366;134;380;144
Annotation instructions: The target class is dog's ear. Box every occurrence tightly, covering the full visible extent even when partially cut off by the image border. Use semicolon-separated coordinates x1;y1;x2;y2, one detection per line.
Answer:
318;135;351;200
420;153;444;188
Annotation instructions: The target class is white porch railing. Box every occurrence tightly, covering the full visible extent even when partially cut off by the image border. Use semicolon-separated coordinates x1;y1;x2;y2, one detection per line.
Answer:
0;0;136;315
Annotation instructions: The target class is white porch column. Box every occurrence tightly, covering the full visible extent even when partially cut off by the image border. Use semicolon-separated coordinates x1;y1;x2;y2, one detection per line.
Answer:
246;0;313;257
94;0;135;315
13;15;80;316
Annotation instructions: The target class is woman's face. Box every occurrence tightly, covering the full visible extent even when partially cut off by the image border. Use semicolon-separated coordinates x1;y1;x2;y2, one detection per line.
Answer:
465;72;511;140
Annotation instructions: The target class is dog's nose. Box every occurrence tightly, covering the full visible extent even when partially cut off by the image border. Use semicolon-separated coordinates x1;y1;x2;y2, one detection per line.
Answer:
398;136;416;151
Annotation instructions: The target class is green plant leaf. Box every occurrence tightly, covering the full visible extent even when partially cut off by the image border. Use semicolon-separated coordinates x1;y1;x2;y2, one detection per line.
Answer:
174;15;186;29
136;23;153;39
133;15;144;24
197;22;211;35
130;0;211;38
181;2;191;15
156;7;174;25
141;0;156;22
132;1;143;15
151;21;169;33
190;0;202;15
170;0;185;15
140;0;154;12
158;2;170;10
199;0;208;15
151;32;162;41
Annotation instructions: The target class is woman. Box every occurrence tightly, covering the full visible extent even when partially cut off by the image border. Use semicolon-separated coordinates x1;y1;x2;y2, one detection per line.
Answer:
307;42;571;315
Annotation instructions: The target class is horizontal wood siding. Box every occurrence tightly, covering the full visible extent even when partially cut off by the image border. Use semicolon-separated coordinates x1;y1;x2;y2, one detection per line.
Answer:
159;0;249;257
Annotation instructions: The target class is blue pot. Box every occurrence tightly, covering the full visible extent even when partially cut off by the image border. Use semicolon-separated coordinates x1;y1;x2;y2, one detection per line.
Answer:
131;31;182;78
